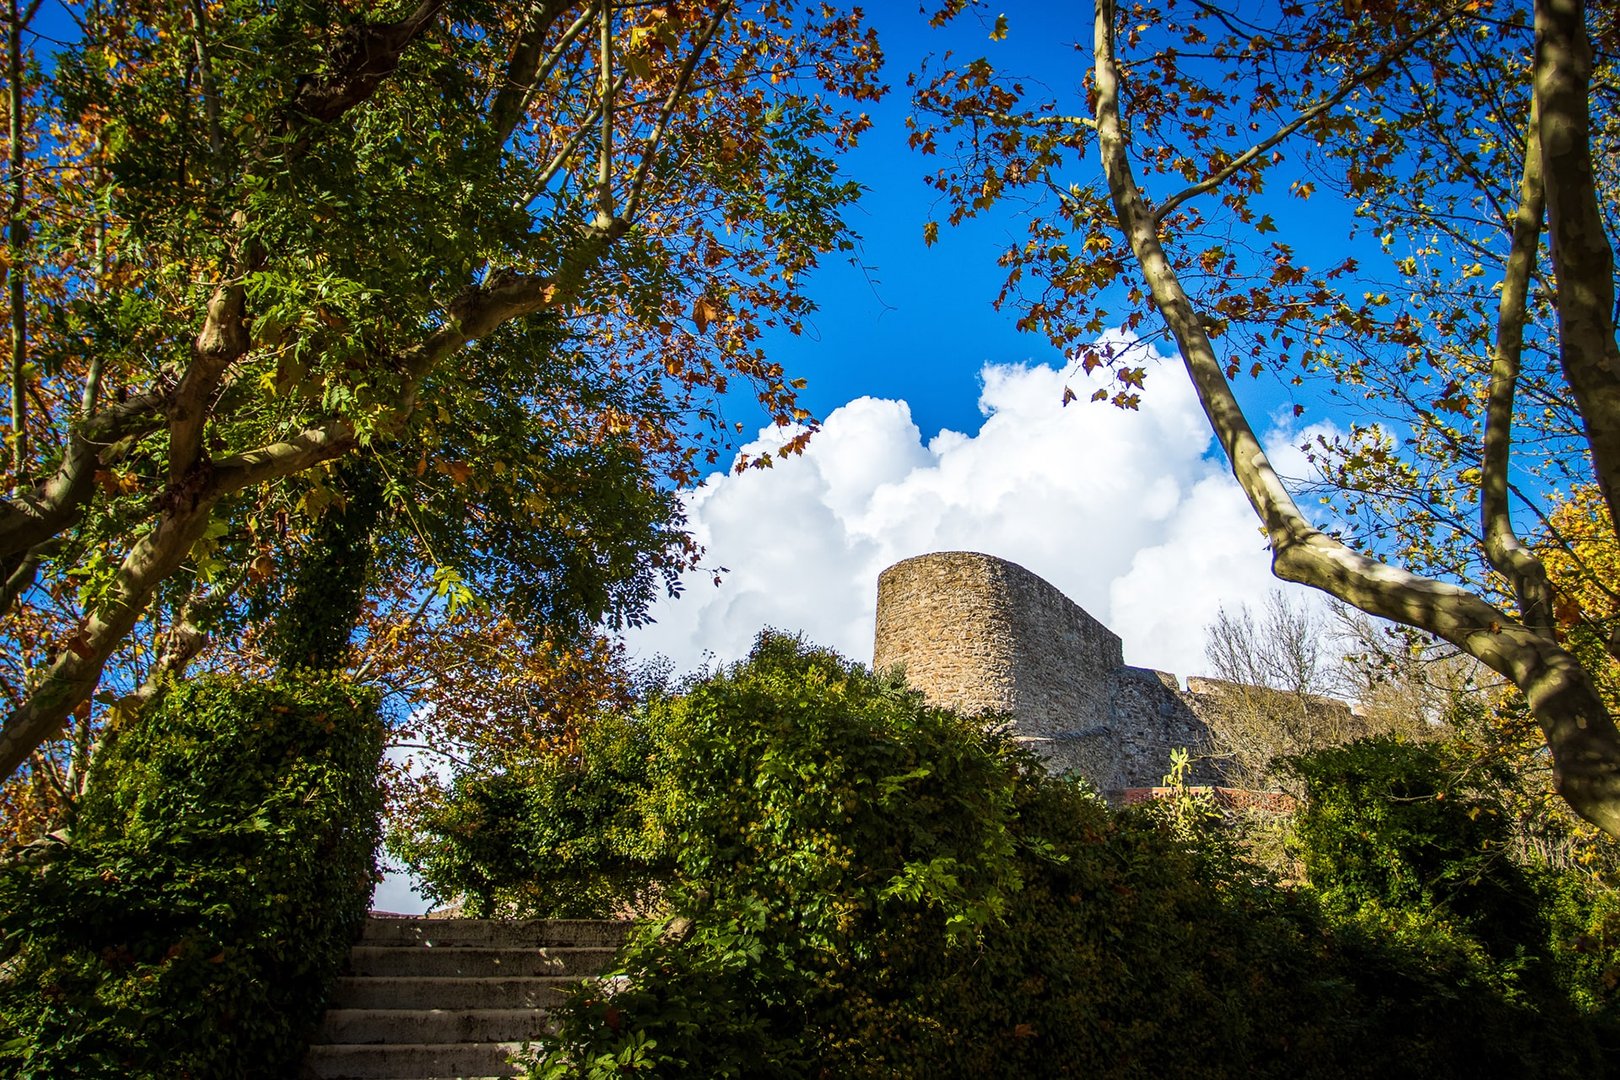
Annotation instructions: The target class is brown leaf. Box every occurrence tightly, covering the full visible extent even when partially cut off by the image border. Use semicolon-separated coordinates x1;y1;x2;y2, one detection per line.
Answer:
692;297;717;333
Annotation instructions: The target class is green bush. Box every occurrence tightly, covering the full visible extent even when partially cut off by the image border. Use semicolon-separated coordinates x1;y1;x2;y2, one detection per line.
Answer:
528;632;1029;1078
514;635;1615;1079
1287;736;1620;1057
0;674;383;1079
394;711;670;918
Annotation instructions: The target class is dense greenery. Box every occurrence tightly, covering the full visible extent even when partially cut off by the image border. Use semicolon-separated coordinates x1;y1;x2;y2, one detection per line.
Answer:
394;709;671;919
0;0;883;791
404;634;1618;1078
0;675;382;1078
1288;737;1620;1022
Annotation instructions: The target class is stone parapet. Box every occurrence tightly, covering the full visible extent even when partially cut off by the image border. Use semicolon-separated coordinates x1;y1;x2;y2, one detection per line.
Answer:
873;552;1222;794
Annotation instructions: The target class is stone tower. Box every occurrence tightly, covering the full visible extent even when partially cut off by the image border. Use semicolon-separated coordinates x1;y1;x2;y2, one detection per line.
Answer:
873;551;1214;793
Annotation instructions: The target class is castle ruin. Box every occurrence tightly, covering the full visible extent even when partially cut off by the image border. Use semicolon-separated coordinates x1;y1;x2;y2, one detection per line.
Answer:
872;550;1324;798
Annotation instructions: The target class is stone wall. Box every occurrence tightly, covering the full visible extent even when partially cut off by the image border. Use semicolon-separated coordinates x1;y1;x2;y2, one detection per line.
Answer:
873;551;1222;795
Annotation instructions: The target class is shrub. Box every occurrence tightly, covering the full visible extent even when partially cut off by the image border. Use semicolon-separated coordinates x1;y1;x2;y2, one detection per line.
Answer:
527;632;1029;1078
394;711;670;918
519;635;1616;1079
1288;736;1620;1058
0;674;382;1079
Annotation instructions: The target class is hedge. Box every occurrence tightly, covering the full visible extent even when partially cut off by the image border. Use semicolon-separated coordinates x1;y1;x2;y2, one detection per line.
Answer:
0;673;383;1078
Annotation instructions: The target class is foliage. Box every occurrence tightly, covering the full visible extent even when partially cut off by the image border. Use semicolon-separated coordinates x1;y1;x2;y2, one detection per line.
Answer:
0;0;884;783
911;0;1620;834
377;619;662;905
1288;738;1538;943
260;457;385;671
503;635;1615;1079
1543;484;1620;710
1287;735;1620;1048
0;674;382;1078
393;710;670;919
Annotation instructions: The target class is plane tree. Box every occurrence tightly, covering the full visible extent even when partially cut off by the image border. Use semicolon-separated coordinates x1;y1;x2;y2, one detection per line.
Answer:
911;0;1620;834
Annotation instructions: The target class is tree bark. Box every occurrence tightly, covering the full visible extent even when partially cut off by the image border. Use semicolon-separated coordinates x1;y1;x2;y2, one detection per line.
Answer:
1482;92;1553;635
1535;0;1620;540
1092;0;1620;837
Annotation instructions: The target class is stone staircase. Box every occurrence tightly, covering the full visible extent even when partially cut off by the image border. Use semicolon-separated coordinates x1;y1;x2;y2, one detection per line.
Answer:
302;916;631;1080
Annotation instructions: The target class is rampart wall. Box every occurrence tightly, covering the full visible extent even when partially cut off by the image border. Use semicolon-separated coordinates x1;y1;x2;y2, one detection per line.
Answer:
873;551;1222;794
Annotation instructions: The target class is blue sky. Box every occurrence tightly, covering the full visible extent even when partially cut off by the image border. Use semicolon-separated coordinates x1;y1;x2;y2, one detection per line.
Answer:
756;3;1087;440
758;2;1365;444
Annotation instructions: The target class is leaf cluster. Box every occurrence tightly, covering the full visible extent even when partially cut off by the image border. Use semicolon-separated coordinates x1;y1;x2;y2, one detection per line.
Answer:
0;674;383;1078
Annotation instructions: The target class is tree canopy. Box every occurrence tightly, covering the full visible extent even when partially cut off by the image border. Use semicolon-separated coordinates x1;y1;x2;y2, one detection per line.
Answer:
0;0;883;781
912;1;1620;835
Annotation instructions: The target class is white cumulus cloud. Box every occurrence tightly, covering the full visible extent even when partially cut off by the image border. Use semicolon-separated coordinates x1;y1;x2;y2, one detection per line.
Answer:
628;337;1330;682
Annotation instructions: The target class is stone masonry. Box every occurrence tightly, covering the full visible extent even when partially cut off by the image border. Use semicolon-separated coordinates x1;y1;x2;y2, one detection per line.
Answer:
873;551;1223;796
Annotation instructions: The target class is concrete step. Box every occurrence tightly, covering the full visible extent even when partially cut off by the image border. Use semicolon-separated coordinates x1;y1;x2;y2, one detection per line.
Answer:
330;976;576;1011
315;1008;554;1046
360;918;632;950
347;945;617;979
305;919;631;1079
301;1041;521;1079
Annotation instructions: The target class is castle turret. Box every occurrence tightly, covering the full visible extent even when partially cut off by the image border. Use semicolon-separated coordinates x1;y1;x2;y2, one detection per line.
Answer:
873;551;1213;793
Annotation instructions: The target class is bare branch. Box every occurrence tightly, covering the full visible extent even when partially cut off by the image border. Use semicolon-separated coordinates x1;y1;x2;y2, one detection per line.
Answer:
213;420;356;493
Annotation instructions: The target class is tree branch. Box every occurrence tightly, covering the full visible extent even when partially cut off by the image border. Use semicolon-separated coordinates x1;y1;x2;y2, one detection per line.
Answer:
212;419;356;493
0;496;218;778
596;0;614;223
1151;12;1454;227
7;0;32;483
0;393;164;562
1093;0;1620;837
289;0;446;126
187;0;225;164
485;0;580;156
1482;90;1553;635
534;71;629;191
623;0;730;222
167;281;249;488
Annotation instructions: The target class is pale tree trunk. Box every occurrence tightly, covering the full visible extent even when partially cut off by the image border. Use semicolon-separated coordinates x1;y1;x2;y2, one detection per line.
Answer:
1092;0;1620;837
1535;0;1620;541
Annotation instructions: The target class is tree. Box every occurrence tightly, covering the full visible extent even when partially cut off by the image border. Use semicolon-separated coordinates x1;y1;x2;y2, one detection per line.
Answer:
0;1;884;780
912;1;1620;835
1201;592;1372;786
